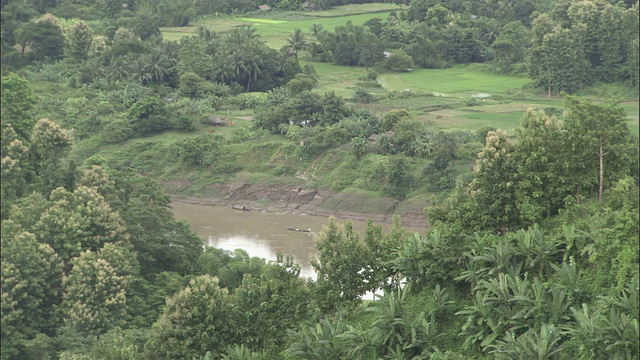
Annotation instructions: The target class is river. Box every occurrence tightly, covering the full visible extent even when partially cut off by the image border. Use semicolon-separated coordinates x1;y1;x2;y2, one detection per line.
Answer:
171;201;427;280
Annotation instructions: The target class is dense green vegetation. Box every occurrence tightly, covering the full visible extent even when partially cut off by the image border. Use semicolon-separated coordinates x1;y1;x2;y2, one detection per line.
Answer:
1;0;639;359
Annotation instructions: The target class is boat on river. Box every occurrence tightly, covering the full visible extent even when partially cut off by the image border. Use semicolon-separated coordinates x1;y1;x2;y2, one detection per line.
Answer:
287;226;311;233
231;205;252;211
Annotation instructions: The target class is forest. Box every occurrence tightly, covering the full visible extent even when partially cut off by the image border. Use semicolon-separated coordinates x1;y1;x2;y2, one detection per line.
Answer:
1;0;639;359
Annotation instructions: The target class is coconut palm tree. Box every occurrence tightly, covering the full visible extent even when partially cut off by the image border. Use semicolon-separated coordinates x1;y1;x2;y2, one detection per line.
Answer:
239;52;263;92
282;28;308;59
107;57;131;84
131;57;152;84
143;51;169;83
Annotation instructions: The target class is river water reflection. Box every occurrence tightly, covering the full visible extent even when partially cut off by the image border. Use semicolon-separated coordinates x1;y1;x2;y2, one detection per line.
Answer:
171;201;427;280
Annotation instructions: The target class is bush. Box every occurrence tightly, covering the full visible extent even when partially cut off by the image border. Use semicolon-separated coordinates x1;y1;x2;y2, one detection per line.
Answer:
359;69;378;81
175;135;218;166
178;72;215;99
382;109;412;132
171;116;197;132
353;87;374;103
128;97;170;135
102;120;133;144
384;50;414;72
355;81;381;88
286;73;316;93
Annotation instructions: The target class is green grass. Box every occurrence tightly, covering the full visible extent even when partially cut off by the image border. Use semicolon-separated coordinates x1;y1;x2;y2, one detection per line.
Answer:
377;67;531;96
448;111;525;132
299;60;372;98
290;3;401;17
162;10;396;48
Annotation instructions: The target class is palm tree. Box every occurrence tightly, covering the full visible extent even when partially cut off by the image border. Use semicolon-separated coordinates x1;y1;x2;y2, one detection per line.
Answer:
227;49;263;92
143;52;169;83
227;26;259;48
282;28;308;59
228;52;246;83
107;57;131;84
215;62;233;84
131;57;152;85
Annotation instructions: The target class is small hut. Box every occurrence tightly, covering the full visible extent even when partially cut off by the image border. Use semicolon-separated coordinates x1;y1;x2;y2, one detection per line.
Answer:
257;4;271;11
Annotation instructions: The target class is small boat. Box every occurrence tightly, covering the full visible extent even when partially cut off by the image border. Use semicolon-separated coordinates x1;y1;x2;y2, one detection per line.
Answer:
287;226;311;233
231;205;251;211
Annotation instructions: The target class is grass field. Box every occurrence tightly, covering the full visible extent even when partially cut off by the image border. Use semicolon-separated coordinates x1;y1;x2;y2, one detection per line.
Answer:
161;3;399;48
378;68;531;96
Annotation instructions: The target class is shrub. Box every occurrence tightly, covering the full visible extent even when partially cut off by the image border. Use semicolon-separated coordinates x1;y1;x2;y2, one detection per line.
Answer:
384;50;414;72
353;87;374;103
102;120;133;144
171;116;197;132
359;69;378;81
175;135;218;166
128;97;170;135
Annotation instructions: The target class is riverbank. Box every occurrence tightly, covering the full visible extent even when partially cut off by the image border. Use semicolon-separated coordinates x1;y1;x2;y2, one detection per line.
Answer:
169;182;430;228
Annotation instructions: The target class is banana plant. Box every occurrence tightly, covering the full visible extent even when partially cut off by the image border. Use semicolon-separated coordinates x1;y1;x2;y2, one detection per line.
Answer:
366;285;437;358
490;323;563;360
550;259;581;295
455;235;493;293
477;238;517;278
547;284;573;325
557;224;588;262
285;318;348;360
512;224;563;278
339;324;378;360
456;291;502;353
601;308;639;359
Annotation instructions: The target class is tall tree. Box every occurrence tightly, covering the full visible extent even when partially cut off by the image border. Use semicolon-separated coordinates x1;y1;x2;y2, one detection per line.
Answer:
470;129;519;234
491;21;530;74
513;109;568;224
231;254;312;354
178;37;214;79
29;14;65;61
311;219;382;313
563;96;634;203
144;275;234;359
0;73;35;141
66;20;93;62
528;26;591;95
1;221;63;353
111;171;204;276
61;243;138;334
28;118;75;194
1;123;29;218
31;186;129;262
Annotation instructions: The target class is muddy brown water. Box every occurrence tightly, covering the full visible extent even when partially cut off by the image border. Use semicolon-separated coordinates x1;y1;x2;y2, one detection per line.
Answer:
171;201;427;280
